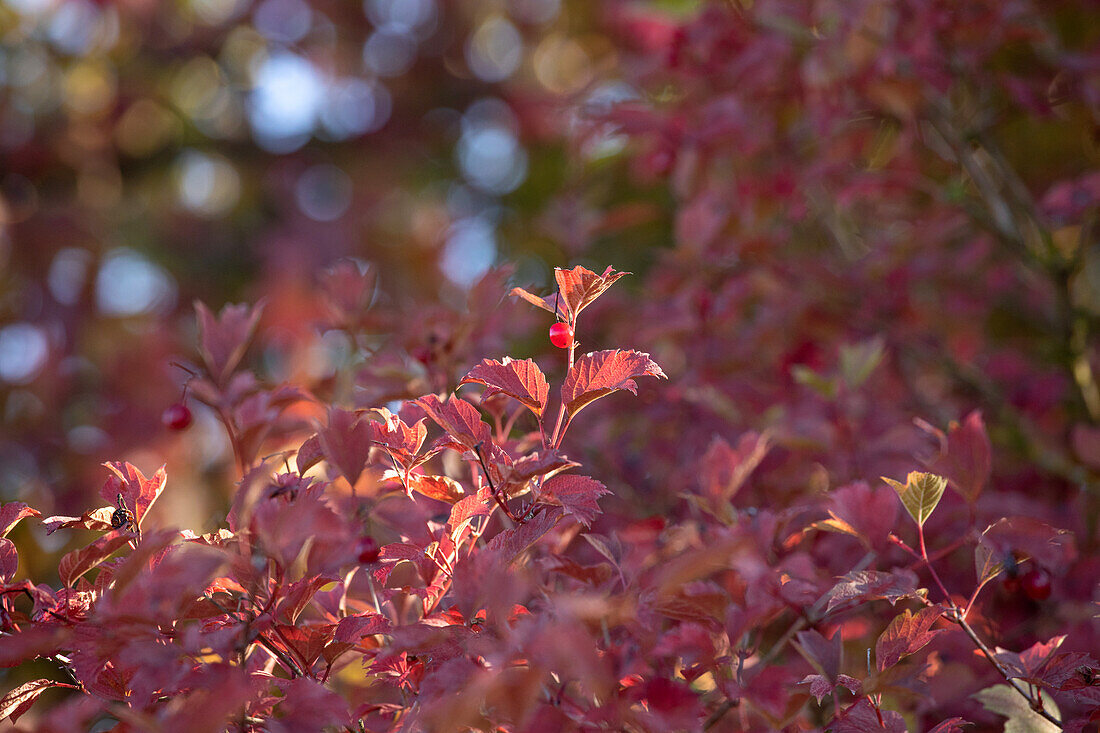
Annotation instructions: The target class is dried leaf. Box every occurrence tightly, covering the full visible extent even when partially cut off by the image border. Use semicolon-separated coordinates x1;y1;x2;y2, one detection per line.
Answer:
460;357;550;419
882;472;947;527
562;349;666;417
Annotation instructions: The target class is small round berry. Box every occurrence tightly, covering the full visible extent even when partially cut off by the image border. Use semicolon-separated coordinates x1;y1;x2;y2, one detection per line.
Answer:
358;536;380;564
549;322;573;349
162;403;193;431
1020;568;1052;601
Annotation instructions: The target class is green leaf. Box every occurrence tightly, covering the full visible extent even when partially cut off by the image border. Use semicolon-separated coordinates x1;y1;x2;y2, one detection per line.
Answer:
882;472;947;527
839;336;885;388
972;684;1059;733
791;365;837;400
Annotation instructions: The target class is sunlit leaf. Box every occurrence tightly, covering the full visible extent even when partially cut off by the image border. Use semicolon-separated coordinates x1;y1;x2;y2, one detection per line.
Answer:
562;349;666;417
460;357;550;419
882;472;947;527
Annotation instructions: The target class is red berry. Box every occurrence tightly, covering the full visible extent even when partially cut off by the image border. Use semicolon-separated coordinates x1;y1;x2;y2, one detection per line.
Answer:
1020;568;1052;601
358;536;380;564
549;322;573;349
162;403;192;430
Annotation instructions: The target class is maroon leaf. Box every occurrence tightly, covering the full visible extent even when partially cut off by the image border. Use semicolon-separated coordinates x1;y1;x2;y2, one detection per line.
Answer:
414;394;492;450
876;605;944;671
99;461;167;529
794;628;841;679
0;502;41;538
561;349;666;417
927;717;971;732
487;507;562;564
447;493;491;535
497;451;579;496
0;539;16;583
334;612;393;643
833;698;907;732
1042;652;1099;690
824;569;922;612
813;481;899;551
58;531;132;587
194;300;264;385
0;625;72;668
316;408;372;486
977;517;1076;571
539;474;609;527
276;575;338;624
368;407;430;469
936;411;992;503
992;636;1066;686
554;265;630;321
296;434;324;475
42;507;117;535
0;678;74;724
460;357;550;419
699;432;769;501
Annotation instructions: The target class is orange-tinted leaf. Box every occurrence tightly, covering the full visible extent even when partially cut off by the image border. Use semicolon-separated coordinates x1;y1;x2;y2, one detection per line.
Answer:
0;678;74;724
297;433;324;474
100;461;167;529
562;350;666;417
460;357;550;418
41;507;116;535
414;394;492;450
58;530;132;587
509;286;567;319
0;502;40;538
447;492;491;536
369;407;430;468
194;300;264;384
406;474;466;504
539;474;609;527
937;411;992;504
554;265;630;321
876;605;944;671
497;451;579;497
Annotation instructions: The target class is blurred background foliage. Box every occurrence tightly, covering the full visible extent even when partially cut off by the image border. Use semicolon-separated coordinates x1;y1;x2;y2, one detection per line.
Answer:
1;0;1099;603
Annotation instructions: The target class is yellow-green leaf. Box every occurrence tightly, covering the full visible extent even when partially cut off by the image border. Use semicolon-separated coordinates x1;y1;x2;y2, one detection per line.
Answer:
882;472;947;528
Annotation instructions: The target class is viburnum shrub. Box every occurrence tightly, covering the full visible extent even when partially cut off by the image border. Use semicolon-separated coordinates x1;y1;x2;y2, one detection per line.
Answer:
1;264;1097;731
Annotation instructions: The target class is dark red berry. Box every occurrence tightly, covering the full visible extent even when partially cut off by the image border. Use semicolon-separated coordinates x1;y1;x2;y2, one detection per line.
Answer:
549;322;573;349
358;536;380;564
162;403;192;430
1020;568;1052;601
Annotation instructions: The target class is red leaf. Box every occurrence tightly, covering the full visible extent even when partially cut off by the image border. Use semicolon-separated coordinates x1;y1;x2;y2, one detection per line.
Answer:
876;605;944;671
335;612;392;643
937;411;992;503
992;636;1067;686
414;394;492;450
0;538;16;583
319;259;377;322
794;628;841;679
0;678;73;724
927;718;971;733
58;531;132;587
0;502;41;538
406;474;466;504
296;434;324;474
0;625;72;668
316;408;372;485
497;451;580;496
539;474;609;527
194;300;264;385
460;357;550;419
977;517;1076;571
487;507;562;564
554;265;630;321
699;432;769;501
276;575;338;624
562;349;666;417
799;673;835;704
834;698;907;732
824;569;922;612
813;481;899;551
99;461;167;529
368;407;430;468
509;286;567;319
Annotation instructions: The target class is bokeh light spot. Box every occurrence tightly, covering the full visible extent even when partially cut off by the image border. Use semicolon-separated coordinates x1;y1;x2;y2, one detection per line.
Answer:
0;323;49;384
95;248;177;317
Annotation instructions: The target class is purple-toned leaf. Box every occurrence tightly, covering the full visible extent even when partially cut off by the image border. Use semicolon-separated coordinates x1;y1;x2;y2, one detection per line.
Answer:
414;394;492;451
1042;652;1099;690
0;539;16;583
799;674;834;704
699;432;769;501
58;531;132;587
824;569;922;612
276;575;338;625
539;474;609;527
0;625;72;668
0;502;41;538
316;408;372;486
460;357;550;419
99;461;167;529
977;517;1076;571
938;411;992;504
487;507;562;564
876;605;944;671
992;636;1066;685
794;628;840;679
554;265;630;321
334;612;392;643
562;349;666;417
833;698;907;732
194;300;264;385
0;678;73;724
813;481;899;551
296;433;324;475
927;717;971;733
